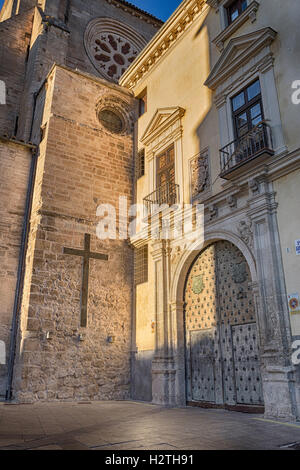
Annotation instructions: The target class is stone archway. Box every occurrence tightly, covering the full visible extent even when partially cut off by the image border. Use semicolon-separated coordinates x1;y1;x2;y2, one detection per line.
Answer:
169;231;261;409
171;230;258;303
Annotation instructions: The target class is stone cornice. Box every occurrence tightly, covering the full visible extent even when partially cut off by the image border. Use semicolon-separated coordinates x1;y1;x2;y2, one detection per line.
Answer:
268;148;300;181
119;0;207;89
212;1;260;51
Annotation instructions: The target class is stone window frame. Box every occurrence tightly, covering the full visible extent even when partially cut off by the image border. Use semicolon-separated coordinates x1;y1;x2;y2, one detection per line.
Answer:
140;107;186;205
219;73;286;160
96;93;134;136
209;0;260;51
205;28;287;161
138;88;147;118
135;148;145;180
98;107;126;134
134;244;148;285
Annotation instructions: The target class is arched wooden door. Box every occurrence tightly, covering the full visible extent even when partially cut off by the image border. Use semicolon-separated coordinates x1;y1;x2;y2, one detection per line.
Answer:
184;241;264;410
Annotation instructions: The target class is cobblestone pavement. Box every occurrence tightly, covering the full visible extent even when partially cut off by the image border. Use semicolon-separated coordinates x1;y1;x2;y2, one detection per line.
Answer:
0;401;300;450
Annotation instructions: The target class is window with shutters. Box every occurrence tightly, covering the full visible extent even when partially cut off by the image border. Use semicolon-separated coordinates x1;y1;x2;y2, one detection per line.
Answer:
138;89;147;117
136;149;145;180
134;245;148;285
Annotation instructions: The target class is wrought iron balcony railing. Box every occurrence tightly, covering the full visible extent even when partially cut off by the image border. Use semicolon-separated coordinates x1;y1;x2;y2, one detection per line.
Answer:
143;181;180;216
220;121;274;178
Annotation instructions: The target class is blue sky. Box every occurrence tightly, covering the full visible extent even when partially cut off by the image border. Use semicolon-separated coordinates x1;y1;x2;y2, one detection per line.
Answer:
125;0;182;21
0;1;182;21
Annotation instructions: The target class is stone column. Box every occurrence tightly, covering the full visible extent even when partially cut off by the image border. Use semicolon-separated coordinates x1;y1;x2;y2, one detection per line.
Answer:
247;179;299;420
169;300;186;406
151;240;176;406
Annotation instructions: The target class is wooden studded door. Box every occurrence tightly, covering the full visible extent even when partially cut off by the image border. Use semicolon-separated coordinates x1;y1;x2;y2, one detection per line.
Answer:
184;241;264;409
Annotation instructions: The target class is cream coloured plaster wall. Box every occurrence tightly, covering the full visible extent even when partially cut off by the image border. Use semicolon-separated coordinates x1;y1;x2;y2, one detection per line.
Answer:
135;254;156;352
134;5;221;207
129;0;300;352
274;169;300;336
132;5;221;352
215;0;300;154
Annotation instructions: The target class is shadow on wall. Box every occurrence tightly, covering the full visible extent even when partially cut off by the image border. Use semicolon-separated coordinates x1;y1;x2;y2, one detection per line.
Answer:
194;21;215;183
132;350;154;402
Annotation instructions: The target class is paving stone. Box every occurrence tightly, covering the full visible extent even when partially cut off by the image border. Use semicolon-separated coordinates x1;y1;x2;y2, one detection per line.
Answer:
0;401;299;450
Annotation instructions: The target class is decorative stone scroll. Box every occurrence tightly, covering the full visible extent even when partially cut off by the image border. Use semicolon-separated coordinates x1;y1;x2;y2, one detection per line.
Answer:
84;18;147;82
237;219;253;248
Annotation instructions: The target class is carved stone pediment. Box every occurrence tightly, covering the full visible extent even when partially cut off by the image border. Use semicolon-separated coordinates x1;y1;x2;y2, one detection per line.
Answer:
204;27;277;90
140;107;185;146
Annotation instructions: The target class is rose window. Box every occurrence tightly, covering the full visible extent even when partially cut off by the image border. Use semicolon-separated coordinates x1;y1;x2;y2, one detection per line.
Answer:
84;18;147;83
94;33;138;81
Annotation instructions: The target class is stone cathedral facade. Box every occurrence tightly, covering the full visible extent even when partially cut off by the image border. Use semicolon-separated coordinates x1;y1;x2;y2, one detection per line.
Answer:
0;0;161;402
0;0;300;422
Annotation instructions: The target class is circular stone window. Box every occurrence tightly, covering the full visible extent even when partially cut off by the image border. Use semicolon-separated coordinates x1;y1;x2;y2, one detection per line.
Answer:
84;18;147;82
98;108;125;134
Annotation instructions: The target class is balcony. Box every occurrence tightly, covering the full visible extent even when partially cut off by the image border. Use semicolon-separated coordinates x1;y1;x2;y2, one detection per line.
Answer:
220;122;274;180
143;181;180;216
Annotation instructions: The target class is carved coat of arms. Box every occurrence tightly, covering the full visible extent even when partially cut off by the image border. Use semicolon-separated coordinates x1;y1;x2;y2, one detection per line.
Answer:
232;262;248;284
192;275;204;294
190;150;210;200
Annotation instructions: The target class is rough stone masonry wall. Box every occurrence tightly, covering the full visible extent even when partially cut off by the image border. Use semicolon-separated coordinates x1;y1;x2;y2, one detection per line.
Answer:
65;0;161;75
13;66;135;402
0;140;32;399
0;9;34;136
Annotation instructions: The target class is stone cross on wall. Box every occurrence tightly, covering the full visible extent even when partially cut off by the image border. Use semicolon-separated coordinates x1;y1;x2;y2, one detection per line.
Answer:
64;234;108;327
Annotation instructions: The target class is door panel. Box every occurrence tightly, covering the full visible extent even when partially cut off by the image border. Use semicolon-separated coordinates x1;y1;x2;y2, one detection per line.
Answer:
190;329;216;403
232;323;264;405
184;241;264;408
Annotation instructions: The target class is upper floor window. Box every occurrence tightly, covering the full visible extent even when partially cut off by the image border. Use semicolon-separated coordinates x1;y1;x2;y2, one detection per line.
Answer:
231;79;263;139
138;89;147;117
226;0;248;25
135;149;145;180
156;145;175;188
134;245;148;285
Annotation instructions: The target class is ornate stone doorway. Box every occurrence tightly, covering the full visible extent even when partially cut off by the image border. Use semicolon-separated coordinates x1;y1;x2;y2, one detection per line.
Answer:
184;241;264;411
